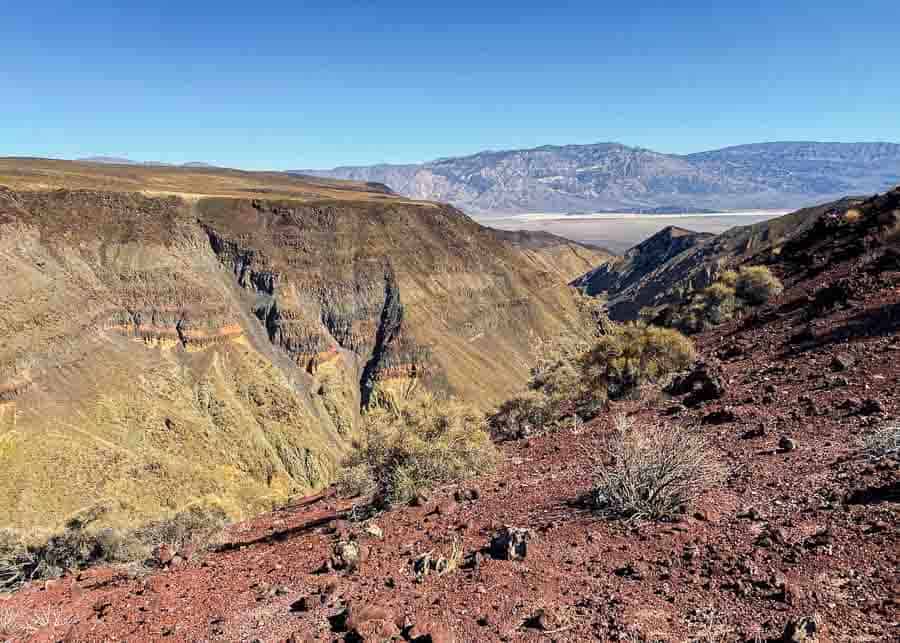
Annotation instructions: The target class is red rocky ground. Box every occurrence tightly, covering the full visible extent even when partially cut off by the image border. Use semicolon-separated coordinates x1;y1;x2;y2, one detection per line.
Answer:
3;197;899;642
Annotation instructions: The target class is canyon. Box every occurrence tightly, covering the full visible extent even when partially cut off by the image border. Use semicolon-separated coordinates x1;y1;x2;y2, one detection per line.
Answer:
0;159;606;531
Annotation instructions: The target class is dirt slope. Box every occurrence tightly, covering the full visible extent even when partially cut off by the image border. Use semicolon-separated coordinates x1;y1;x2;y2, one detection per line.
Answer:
3;190;897;641
0;161;605;531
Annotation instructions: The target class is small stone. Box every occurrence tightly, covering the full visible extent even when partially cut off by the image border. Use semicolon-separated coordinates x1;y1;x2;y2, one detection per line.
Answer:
779;436;797;452
290;597;310;612
332;540;361;571
702;407;738;425
783;615;820;642
830;353;855;372
859;398;884;416
364;524;383;539
152;543;175;567
490;526;533;560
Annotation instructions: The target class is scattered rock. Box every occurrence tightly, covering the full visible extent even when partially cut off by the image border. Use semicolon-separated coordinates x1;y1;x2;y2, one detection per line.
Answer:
289;597;310;613
364;524;383;539
408;618;455;643
332;540;361;571
702;407;738;425
666;360;726;406
490;526;533;560
830;353;855;372
453;487;480;502
152;543;175;567
742;424;767;439
803;528;833;550
859;398;884;416
782;615;820;642
343;603;399;639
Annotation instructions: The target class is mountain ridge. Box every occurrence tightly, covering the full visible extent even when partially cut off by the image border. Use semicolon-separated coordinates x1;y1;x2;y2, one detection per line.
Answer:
295;141;900;214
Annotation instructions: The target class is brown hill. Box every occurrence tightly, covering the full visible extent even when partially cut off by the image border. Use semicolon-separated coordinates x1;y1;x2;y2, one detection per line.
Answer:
0;159;606;531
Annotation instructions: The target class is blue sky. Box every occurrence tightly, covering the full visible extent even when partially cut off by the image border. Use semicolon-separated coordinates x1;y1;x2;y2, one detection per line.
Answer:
3;1;899;169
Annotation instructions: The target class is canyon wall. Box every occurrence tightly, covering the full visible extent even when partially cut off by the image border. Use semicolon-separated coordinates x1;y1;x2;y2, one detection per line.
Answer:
0;186;602;529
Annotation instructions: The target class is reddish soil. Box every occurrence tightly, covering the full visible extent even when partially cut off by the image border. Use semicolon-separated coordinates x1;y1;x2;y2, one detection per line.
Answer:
4;208;899;642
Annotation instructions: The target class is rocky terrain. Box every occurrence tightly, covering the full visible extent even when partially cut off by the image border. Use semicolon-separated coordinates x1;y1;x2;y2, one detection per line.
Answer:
0;159;605;531
2;184;897;642
298;142;900;214
571;195;872;321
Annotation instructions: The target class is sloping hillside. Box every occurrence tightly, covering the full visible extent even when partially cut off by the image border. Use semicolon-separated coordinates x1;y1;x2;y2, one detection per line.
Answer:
572;193;879;320
5;188;898;643
0;160;604;531
298;141;900;213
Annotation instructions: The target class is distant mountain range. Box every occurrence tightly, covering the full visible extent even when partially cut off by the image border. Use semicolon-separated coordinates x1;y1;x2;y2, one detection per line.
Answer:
79;156;216;168
293;142;900;214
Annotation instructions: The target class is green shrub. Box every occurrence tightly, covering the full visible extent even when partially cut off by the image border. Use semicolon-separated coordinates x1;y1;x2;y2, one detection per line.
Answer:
650;265;783;333
581;323;696;399
590;416;724;520
735;265;784;305
342;391;497;507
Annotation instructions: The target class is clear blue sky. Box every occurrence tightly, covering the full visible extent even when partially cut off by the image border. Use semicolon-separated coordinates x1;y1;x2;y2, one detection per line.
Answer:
3;1;899;169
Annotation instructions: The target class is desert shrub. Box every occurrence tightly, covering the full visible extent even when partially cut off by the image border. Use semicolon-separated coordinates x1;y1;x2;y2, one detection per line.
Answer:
489;322;694;439
334;462;377;498
735;265;784;305
674;281;740;332
581;323;695;399
488;390;554;441
343;391;497;507
0;506;227;591
0;529;35;592
135;505;228;552
648;265;785;334
861;424;900;460
590;416;724;520
716;269;739;288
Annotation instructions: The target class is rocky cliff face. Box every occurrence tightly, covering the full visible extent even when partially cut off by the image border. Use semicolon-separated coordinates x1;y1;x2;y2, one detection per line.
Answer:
0;172;603;530
572;226;713;319
299;141;900;213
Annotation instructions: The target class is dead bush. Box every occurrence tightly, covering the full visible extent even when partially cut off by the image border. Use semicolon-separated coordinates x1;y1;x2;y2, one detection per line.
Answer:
135;505;228;552
581;323;696;399
0;505;227;592
590;416;724;520
735;265;784;305
334;462;378;498
343;391;497;508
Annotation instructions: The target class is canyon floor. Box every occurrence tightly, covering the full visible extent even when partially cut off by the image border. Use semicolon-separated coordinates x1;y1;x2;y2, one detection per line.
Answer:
3;204;898;642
